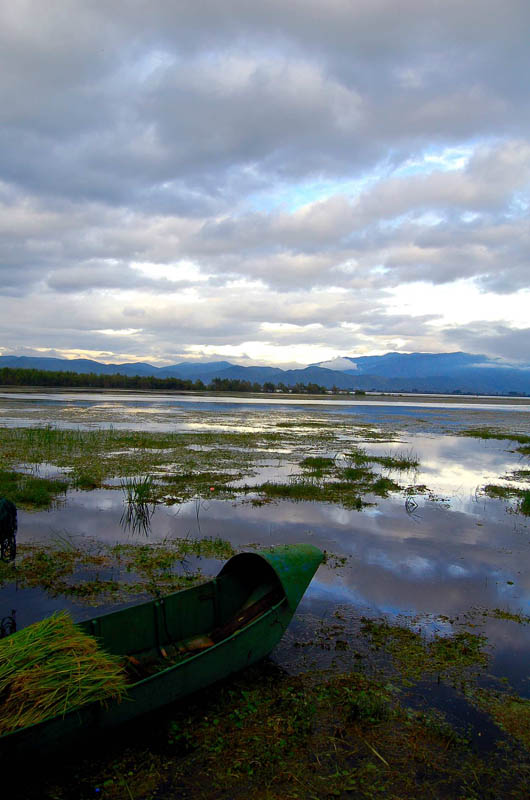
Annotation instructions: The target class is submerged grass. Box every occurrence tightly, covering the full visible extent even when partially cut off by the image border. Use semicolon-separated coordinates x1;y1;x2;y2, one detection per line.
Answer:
360;618;489;686
470;690;530;750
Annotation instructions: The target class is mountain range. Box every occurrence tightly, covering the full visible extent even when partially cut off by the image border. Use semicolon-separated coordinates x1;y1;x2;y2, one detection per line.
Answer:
1;352;530;395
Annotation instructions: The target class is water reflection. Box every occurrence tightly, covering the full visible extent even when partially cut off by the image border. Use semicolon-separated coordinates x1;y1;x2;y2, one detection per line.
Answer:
0;609;16;638
0;498;17;563
2;393;530;694
120;500;154;536
1;391;530;438
120;477;156;537
2;390;530;412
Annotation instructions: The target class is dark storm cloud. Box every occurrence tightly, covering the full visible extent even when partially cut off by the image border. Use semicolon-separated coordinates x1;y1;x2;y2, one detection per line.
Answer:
3;2;530;206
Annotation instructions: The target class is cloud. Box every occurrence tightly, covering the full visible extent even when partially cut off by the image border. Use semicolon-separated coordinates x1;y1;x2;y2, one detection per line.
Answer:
442;322;530;363
1;1;529;363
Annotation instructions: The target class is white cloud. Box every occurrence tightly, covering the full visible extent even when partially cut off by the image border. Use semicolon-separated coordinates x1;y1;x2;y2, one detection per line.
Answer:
1;1;529;364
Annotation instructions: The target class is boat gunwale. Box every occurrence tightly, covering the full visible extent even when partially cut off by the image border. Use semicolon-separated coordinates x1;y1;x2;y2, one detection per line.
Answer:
0;543;324;747
0;592;288;743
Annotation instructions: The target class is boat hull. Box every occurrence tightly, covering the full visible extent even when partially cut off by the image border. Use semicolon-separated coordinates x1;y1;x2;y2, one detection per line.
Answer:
0;544;323;756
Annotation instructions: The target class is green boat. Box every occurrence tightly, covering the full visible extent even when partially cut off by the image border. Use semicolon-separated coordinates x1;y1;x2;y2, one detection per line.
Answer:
1;543;323;756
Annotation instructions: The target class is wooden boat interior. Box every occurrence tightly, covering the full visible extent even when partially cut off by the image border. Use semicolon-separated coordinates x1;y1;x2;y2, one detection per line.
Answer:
78;552;286;672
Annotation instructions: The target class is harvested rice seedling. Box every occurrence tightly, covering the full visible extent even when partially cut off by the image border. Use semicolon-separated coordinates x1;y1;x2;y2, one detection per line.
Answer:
0;611;127;735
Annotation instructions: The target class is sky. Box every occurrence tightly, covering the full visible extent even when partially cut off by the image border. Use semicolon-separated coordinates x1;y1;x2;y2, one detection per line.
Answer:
2;0;529;368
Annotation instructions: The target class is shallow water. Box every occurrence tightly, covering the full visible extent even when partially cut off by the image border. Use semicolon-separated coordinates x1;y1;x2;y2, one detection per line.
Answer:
1;390;529;700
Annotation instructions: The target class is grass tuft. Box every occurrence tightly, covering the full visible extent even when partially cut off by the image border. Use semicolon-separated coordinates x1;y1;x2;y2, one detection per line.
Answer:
0;468;67;509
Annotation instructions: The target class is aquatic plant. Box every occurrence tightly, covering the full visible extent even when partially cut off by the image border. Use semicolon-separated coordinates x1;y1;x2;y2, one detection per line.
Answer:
0;468;67;509
459;427;530;445
519;490;530;516
121;474;156;505
0;537;233;604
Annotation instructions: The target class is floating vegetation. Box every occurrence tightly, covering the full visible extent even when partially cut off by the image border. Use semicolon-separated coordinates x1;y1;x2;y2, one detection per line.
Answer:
0;611;126;735
459;427;530;457
0;537;234;604
471;689;530;749
481;608;530;624
482;484;530;515
361;618;489;686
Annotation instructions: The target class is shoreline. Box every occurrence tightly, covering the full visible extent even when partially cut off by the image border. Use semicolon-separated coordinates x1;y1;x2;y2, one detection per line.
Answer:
1;384;530;406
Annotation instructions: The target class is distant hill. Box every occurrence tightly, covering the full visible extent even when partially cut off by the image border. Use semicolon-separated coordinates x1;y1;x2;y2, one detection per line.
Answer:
1;352;529;395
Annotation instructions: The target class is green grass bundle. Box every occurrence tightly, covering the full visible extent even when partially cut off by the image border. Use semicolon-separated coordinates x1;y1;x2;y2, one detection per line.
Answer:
0;611;127;735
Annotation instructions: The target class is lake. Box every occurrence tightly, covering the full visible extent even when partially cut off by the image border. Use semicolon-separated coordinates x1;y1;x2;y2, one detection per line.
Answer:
1;390;529;717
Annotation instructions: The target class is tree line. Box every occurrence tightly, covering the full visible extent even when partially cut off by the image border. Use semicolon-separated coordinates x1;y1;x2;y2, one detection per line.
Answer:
0;367;329;394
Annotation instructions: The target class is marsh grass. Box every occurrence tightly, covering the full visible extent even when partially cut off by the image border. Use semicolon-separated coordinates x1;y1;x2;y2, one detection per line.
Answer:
120;475;158;535
519;490;530;515
459;427;530;445
346;446;419;471
504;468;530;481
299;456;335;470
236;477;368;509
0;468;67;509
460;427;530;457
72;467;104;490
342;465;373;480
159;470;241;503
483;608;530;624
237;445;403;506
0;424;422;511
121;475;157;505
0;426;258;481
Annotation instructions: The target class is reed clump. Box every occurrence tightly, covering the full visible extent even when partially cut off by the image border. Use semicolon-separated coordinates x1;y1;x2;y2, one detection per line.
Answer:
0;611;127;735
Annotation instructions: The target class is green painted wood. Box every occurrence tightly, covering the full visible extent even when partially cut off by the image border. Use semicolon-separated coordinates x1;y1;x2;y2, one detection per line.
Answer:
0;544;323;757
